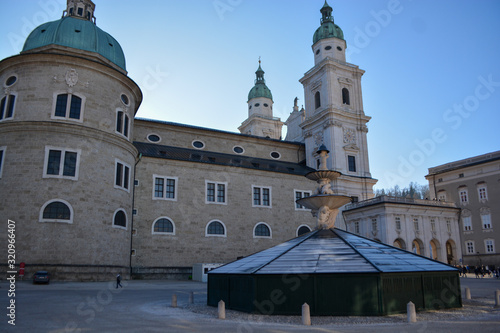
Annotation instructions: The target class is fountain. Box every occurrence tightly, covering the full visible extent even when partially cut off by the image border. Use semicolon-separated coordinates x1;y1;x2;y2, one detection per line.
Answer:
207;145;461;316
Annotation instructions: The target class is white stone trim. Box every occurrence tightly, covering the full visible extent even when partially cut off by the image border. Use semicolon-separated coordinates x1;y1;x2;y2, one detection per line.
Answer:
39;199;74;224
205;220;227;238
0;92;18;121
151;216;176;235
43;146;81;181
147;133;162;143
205;180;228;205
115;108;130;139
0;146;5;178
112;208;128;230
252;185;272;208
253;222;272;239
50;91;85;122
114;159;131;192
296;224;312;237
294;189;312;211
152;175;178;201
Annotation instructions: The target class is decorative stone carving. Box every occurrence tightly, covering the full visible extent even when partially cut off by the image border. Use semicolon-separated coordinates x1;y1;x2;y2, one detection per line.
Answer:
314;132;323;146
316;179;334;195
343;127;356;143
65;69;79;87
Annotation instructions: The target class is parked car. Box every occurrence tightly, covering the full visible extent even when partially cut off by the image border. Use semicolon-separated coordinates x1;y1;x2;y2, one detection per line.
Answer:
33;271;50;284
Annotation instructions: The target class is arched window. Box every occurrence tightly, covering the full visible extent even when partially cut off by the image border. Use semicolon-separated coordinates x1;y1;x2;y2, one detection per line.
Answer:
254;222;271;238
40;199;73;223
0;94;16;121
393;238;406;250
297;225;312;236
342;88;350;105
206;220;226;237
54;93;83;120
152;217;175;234
315;91;321;109
113;209;127;229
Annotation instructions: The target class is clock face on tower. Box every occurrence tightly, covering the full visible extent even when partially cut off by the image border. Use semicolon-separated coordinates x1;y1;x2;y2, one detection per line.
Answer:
343;128;356;144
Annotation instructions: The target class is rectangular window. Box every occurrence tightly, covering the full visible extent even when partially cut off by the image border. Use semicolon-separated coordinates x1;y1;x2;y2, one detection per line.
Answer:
295;190;312;210
115;160;130;191
153;176;177;200
485;240;495;253
371;218;377;232
44;147;80;180
348;155;356;172
116;110;130;138
413;218;419;231
253;186;271;207
478;187;488;201
463;216;472;231
459;189;468;204
430;219;436;232
354;221;360;234
466;241;474;254
446;219;452;233
0;147;5;178
0;95;16;120
395;216;401;231
481;214;492;229
438;192;447;201
206;181;227;204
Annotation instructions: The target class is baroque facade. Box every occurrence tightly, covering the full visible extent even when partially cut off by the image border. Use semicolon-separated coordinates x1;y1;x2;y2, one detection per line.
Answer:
426;151;500;268
0;0;379;280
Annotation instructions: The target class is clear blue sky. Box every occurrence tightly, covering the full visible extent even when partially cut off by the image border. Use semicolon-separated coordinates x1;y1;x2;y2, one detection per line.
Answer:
1;0;499;190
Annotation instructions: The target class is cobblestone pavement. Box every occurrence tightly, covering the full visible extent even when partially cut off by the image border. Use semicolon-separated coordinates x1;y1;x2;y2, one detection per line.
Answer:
1;277;499;332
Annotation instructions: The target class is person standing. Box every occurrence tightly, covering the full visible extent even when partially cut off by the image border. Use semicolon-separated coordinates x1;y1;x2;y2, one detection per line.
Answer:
116;274;123;288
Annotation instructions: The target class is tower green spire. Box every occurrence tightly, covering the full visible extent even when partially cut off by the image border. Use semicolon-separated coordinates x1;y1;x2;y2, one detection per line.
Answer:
248;60;273;101
313;1;344;44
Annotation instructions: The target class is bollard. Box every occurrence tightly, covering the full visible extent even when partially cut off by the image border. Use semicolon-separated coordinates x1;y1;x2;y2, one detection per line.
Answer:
407;301;416;323
171;294;177;308
495;290;500;308
189;291;194;304
302;303;311;326
218;300;226;319
465;287;471;300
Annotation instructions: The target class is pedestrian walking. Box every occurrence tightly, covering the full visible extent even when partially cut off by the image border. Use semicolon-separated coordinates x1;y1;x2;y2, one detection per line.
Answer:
116;274;123;288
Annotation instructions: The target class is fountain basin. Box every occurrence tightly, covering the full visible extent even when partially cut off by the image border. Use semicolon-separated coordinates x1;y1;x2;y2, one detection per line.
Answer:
296;194;352;211
305;170;341;181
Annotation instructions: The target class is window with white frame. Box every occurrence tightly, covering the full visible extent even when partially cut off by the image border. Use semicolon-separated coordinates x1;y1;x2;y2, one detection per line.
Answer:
254;222;272;238
485;239;495;253
153;175;177;200
413;218;419;231
115;160;130;191
253;186;271;207
43;147;80;180
463;216;472;231
354;221;360;234
53;93;84;121
0;94;16;121
116;110;130;138
113;209;127;229
459;188;468;204
0;146;5;178
39;199;74;223
478;185;488;201
206;181;227;204
481;214;492;229
466;241;475;254
395;216;401;231
295;190;311;210
206;220;226;237
152;217;175;235
297;225;312;236
446;219;452;233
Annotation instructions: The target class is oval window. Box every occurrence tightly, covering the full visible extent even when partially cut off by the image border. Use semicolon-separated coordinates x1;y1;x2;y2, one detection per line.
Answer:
263;103;269;107
315;49;320;55
271;151;281;159
255;103;260;107
147;134;160;142
249;105;252;109
337;46;343;51
233;146;244;154
5;76;17;86
121;94;129;105
325;46;332;50
192;141;205;149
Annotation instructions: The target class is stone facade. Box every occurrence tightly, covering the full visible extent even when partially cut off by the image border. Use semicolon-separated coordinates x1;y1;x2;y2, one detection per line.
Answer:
426;151;500;268
343;196;462;265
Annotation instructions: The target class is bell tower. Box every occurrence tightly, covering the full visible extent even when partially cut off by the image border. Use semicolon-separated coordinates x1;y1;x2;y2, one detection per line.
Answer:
300;1;377;201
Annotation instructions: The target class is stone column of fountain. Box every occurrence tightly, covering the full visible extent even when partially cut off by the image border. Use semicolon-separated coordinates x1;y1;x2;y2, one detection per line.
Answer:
296;145;352;229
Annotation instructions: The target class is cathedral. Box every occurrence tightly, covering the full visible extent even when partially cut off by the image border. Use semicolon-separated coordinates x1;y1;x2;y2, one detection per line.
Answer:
0;1;461;280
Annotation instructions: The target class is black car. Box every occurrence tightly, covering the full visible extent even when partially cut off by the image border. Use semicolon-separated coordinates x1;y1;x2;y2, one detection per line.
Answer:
33;271;50;284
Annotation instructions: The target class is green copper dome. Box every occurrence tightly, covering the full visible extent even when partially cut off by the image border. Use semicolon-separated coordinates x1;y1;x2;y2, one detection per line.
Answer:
22;16;126;71
248;63;273;101
313;1;344;44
